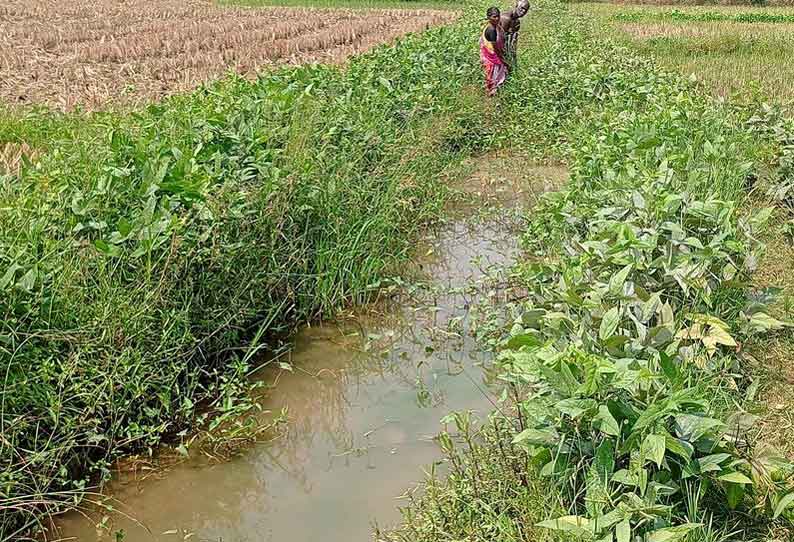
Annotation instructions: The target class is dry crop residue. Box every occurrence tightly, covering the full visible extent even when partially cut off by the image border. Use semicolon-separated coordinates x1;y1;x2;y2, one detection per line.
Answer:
0;0;446;110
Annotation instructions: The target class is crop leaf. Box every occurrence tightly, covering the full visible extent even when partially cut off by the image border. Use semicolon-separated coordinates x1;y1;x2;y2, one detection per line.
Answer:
674;414;723;442
506;333;542;350
536;515;592;537
512;427;559;446
773;492;794;519
725;482;745;509
609;265;632;295
642;434;666;467
557;398;598;419
747;312;788;333
595;405;620;436
600;307;620;341
647;524;702;542
664;434;693;460
697;453;730;473
718;471;752;485
615;518;630;542
641;292;662;323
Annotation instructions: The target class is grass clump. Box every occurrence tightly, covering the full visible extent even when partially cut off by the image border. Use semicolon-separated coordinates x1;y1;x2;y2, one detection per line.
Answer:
0;15;498;538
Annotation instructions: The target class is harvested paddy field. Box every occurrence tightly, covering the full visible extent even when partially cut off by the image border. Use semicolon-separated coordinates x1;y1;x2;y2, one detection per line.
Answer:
0;0;445;110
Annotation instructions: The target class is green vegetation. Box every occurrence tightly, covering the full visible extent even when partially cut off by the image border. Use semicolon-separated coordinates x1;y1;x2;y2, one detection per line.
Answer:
612;8;794;23
382;2;794;541
575;3;794;104
0;21;493;538
5;0;794;539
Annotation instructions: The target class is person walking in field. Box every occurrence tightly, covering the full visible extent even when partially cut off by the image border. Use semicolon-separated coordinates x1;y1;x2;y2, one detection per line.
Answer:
480;7;507;96
501;0;529;71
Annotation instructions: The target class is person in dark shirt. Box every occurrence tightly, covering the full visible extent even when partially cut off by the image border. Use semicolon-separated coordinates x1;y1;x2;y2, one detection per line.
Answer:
479;7;507;96
501;0;529;71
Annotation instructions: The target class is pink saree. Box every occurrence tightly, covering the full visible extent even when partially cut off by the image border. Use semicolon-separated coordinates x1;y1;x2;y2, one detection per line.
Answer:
480;24;506;96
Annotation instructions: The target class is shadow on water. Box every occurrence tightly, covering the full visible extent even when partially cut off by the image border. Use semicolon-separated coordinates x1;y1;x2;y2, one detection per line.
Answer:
54;161;566;542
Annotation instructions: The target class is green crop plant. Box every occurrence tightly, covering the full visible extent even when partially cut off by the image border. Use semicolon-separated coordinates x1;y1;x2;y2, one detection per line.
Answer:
612;10;794;25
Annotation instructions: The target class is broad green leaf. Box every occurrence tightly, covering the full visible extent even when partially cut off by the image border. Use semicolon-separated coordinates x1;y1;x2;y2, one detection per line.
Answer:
609;265;632;295
611;469;637;486
615;519;630;542
658;352;680;386
536;515;592;537
634;398;676;433
18;267;37;291
773;492;794;519
506;333;542;350
0;263;21;290
718;471;752;484
512;427;559;446
604;335;630;355
664;435;693;460
591;508;624;533
587;441;616;517
648;326;674;348
595;405;620;436
594;439;615;480
748;312;788;333
660;302;675;328
94;239;121;258
697;453;730;473
641;292;662;323
557;398;598;419
674;414;723;442
647;523;701;542
600;307;620;341
521;309;546;329
725;482;745;509
642;434;666;467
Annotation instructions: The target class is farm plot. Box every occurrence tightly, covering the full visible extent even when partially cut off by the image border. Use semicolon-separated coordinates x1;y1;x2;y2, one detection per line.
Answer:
0;0;445;110
574;3;794;103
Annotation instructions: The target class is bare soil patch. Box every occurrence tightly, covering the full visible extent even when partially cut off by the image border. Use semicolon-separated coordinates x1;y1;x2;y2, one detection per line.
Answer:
458;152;569;211
0;0;446;110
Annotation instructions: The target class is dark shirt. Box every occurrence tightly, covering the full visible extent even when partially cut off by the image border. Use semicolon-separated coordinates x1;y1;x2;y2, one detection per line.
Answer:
484;26;497;42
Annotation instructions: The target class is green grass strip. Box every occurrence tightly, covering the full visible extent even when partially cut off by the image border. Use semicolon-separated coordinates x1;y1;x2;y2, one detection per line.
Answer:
613;9;794;24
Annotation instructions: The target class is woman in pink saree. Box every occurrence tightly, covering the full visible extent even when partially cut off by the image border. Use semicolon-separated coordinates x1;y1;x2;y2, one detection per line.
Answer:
480;7;507;96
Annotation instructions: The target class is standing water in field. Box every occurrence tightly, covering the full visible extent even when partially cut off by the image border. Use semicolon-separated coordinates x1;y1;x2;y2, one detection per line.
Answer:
54;164;560;542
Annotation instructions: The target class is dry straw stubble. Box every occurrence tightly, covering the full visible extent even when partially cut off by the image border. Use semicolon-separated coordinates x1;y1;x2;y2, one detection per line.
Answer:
0;0;446;110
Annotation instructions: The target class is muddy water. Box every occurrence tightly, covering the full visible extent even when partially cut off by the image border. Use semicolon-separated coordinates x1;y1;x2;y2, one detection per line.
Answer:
55;212;523;542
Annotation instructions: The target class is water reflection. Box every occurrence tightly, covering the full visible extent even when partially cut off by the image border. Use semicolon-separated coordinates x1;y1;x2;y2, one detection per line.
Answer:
54;216;521;542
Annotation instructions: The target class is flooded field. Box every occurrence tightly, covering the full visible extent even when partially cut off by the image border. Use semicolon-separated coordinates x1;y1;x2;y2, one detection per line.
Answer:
52;190;529;542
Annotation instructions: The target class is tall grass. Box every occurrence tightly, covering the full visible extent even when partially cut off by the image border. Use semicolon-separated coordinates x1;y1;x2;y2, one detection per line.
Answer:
0;17;495;537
